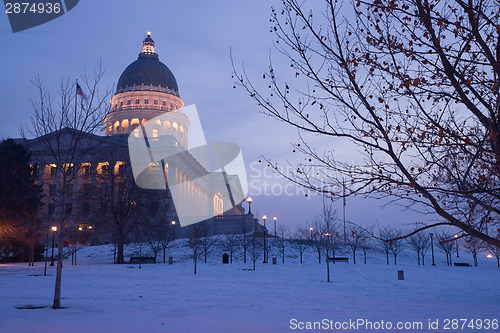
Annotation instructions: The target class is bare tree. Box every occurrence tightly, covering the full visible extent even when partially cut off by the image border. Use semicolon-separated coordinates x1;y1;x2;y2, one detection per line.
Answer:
289;226;310;263
436;232;455;266
220;233;239;263
407;231;430;265
378;226;392;265
187;224;203;274
234;0;500;249
464;236;485;267
27;67;111;309
346;225;367;264
275;224;290;263
65;225;89;265
248;234;264;270
388;230;405;265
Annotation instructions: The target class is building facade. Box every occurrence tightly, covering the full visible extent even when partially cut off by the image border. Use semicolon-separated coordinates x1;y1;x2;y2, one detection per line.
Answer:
20;33;255;241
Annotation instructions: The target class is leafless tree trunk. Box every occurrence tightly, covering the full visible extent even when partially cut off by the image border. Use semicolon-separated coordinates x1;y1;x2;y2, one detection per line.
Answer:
27;66;111;309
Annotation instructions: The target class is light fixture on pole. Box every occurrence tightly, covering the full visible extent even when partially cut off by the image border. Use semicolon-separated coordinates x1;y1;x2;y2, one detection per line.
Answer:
454;234;459;257
50;226;57;266
246;197;253;214
273;216;277;238
262;215;267;263
430;232;436;266
171;220;176;240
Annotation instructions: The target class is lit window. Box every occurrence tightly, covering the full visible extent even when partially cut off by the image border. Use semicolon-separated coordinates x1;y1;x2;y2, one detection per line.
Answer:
152;129;158;138
133;128;140;138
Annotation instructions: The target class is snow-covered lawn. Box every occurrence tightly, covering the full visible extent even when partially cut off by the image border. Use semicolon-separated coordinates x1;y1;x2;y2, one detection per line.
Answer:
0;244;499;333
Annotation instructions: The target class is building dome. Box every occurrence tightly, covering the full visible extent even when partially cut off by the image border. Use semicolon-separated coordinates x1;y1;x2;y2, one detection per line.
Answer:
115;33;179;96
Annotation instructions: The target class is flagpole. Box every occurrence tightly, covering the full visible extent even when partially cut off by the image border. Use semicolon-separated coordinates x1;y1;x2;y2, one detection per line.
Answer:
343;178;346;239
74;79;78;128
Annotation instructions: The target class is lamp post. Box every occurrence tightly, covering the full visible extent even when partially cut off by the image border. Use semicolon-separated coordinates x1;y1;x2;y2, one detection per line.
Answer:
309;227;314;240
50;226;57;266
273;216;277;238
246;197;253;214
455;234;460;257
325;232;331;282
262;215;267;263
430;232;436;266
171;220;176;240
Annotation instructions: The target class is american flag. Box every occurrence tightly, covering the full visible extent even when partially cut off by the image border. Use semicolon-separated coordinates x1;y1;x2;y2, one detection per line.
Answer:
76;82;87;99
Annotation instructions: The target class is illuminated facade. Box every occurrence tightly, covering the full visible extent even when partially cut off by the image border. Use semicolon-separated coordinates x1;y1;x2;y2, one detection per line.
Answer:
22;33;255;238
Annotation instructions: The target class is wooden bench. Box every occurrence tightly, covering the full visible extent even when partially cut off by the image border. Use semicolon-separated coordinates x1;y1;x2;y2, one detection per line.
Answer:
454;262;471;267
129;256;155;264
328;257;349;263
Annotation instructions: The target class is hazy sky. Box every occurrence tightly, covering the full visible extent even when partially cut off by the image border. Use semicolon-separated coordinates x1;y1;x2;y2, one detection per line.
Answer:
0;0;437;231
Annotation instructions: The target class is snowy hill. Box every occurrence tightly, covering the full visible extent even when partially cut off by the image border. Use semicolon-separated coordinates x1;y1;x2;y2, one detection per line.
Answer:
0;241;499;333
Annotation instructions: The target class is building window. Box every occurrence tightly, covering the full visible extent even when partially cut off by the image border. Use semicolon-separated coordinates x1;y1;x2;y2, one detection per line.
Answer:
162;101;167;106
135;99;140;104
152;129;158;138
133;128;140;138
118;164;126;176
120;101;124;107
153;99;158;105
48;204;55;216
144;99;149;104
30;164;38;179
49;184;56;198
82;164;91;176
49;165;56;177
98;162;110;175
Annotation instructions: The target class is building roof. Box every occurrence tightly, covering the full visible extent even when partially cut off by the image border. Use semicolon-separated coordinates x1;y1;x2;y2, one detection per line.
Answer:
115;34;179;96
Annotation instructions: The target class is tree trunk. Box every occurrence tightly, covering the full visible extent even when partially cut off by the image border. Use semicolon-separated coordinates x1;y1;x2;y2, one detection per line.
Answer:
353;249;356;264
318;251;321;264
230;251;233;263
282;247;285;263
243;248;247;263
417;251;421;265
194;256;197;274
163;247;166;263
394;254;397;265
300;251;303;263
386;252;389;265
52;232;64;309
253;259;256;270
116;231;125;264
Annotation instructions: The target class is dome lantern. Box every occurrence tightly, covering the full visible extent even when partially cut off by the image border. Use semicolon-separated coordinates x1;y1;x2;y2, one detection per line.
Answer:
142;31;155;54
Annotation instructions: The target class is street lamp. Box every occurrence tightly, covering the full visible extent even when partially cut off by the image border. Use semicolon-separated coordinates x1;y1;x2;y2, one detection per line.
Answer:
262;215;267;263
430;232;436;266
171;220;176;240
454;234;460;257
309;227;314;240
50;226;57;266
246;197;253;214
325;232;331;282
273;216;277;238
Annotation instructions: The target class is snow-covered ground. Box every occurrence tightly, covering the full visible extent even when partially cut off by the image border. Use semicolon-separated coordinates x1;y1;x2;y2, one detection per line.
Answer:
0;242;499;333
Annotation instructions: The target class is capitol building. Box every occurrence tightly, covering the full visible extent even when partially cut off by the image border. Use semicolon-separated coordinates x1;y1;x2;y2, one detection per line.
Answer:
20;33;255;241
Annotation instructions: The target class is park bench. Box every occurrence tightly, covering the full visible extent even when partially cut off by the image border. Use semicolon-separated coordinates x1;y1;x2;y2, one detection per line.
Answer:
129;256;155;264
327;257;349;263
454;262;471;267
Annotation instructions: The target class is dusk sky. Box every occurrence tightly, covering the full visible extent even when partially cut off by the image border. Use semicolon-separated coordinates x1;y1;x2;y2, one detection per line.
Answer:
0;0;436;231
